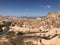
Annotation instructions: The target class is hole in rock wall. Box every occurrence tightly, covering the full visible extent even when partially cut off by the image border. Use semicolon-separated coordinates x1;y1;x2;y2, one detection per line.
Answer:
17;32;24;35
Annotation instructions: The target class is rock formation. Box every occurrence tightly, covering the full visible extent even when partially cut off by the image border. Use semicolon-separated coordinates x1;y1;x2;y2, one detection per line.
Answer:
0;12;60;45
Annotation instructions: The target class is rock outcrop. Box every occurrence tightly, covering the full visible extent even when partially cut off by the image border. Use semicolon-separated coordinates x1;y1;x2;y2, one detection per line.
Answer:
0;12;60;45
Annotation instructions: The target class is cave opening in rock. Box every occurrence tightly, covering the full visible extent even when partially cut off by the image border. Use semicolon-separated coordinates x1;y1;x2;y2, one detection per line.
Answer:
17;32;24;35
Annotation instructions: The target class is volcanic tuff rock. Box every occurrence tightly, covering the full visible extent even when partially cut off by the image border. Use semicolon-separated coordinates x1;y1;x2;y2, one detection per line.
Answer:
0;12;60;30
0;12;60;36
0;12;60;45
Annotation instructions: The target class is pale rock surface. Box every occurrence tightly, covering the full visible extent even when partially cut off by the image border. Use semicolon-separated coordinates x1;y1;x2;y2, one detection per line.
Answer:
0;12;60;45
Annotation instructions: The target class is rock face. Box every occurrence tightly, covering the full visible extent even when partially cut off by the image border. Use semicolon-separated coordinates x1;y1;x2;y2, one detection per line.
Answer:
0;12;60;45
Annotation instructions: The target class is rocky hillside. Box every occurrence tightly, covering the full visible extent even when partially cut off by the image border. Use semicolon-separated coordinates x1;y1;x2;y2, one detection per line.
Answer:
0;12;60;45
0;12;60;30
